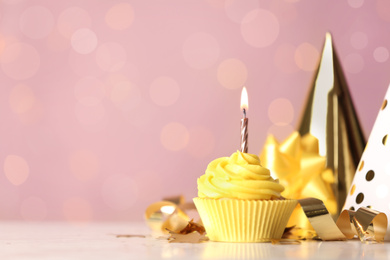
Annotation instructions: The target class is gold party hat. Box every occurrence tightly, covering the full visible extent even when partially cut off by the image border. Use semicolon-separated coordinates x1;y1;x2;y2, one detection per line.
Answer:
297;32;366;214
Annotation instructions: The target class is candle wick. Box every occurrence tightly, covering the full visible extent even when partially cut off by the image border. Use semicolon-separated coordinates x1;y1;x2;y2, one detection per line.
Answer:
243;108;246;118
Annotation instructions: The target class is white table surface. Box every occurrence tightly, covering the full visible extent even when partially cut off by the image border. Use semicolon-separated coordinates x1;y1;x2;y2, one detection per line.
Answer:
0;221;389;260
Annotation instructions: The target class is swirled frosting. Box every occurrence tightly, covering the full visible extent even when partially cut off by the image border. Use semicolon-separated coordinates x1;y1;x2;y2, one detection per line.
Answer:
197;151;284;200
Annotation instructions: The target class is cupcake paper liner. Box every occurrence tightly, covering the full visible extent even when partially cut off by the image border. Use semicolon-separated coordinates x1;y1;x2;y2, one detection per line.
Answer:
193;197;297;242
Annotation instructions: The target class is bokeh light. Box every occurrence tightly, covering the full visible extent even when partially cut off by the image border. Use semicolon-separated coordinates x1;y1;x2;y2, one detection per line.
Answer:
57;7;91;38
9;84;36;114
294;42;319;71
105;3;134;30
241;9;279;48
20;6;54;39
4;154;30;186
160;122;189;151
348;0;364;8
149;76;180;106
182;32;220;69
71;28;98;54
0;42;40;80
373;47;389;63
217;58;248;89
69;149;100;181
268;98;294;126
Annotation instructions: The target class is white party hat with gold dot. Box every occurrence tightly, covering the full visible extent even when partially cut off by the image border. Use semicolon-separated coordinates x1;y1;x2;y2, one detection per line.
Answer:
343;85;390;240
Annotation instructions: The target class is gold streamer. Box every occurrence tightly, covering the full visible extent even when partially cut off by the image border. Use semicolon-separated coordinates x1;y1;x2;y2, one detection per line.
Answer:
298;198;387;242
144;195;197;234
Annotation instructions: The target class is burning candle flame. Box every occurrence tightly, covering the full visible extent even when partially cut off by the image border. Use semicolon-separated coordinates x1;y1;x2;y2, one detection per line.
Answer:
240;86;248;113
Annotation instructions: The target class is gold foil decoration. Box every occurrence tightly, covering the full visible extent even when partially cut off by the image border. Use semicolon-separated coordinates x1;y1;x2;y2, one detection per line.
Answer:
298;198;387;242
260;131;336;230
145;195;197;234
297;32;366;214
145;196;196;234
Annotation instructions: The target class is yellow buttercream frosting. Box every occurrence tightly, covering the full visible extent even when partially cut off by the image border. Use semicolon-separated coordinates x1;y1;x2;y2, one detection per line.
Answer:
197;151;284;200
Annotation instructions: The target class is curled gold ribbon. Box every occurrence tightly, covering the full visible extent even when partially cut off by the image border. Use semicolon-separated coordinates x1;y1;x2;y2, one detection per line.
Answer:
298;198;388;242
145;195;197;234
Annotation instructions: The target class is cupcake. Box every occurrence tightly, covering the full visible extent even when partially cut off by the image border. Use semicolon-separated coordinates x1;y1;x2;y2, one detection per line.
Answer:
193;151;297;242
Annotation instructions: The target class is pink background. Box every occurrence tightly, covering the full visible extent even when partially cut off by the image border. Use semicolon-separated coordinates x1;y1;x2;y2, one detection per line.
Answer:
1;0;390;222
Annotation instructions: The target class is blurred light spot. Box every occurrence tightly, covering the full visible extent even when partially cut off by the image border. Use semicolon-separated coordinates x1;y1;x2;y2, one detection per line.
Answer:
74;102;106;125
63;197;93;223
217;58;247;89
348;0;364;8
224;0;259;23
101;174;138;211
161;205;176;214
274;43;299;74
149;76;180;106
4;155;29;186
374;47;389;63
241;9;279;48
186;126;215;158
269;0;297;25
267;124;295;141
344;53;364;73
0;42;40;80
95;42;127;72
161;122;189;151
350;32;368;50
46;29;70;52
20;197;47;221
182;32;220;69
74;77;105;106
71;28;98;54
69;149;99;181
294;42;319;71
58;7;91;38
105;3;134;30
110;81;141;111
9;84;36;114
20;6;54;39
268;98;294;126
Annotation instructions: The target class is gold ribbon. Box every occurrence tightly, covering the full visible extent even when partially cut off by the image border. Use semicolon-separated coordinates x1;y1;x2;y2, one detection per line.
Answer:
260;132;337;231
298;198;387;242
144;195;197;234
